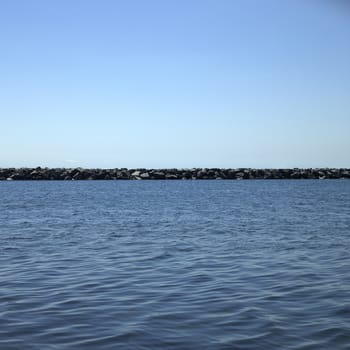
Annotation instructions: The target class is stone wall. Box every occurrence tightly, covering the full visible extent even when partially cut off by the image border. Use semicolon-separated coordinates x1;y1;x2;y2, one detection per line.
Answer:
1;168;350;180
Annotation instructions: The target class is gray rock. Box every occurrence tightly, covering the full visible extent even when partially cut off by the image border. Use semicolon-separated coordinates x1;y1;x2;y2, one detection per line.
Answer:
140;172;150;179
165;174;178;180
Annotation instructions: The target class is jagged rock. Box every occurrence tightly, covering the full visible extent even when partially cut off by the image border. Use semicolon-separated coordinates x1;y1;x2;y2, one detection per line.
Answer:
290;172;301;179
196;170;207;179
140;172;150;179
10;173;24;180
165;174;178;180
0;167;349;180
152;171;166;179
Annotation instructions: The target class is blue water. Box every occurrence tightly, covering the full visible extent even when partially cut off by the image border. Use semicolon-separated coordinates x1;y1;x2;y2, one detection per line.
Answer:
1;180;350;349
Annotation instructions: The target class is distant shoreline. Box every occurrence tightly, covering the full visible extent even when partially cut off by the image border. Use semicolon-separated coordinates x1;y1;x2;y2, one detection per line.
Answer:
1;167;350;180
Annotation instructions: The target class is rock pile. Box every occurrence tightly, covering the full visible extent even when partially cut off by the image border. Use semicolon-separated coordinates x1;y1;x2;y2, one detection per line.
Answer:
1;167;350;180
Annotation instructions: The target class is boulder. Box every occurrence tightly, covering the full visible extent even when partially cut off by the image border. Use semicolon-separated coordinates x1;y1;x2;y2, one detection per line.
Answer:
140;172;150;179
165;174;178;180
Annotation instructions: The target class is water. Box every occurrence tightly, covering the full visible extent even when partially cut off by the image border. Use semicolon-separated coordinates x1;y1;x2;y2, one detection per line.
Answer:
1;180;350;350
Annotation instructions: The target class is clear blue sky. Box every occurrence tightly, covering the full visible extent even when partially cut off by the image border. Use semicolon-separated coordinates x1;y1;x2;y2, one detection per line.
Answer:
1;0;349;168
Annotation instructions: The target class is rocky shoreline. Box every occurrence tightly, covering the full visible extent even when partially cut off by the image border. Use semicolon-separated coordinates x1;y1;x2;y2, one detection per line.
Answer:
1;167;350;180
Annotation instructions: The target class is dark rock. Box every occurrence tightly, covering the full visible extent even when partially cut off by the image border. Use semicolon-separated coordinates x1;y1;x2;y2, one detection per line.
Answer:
290;172;301;179
342;171;350;179
235;172;245;179
0;167;349;180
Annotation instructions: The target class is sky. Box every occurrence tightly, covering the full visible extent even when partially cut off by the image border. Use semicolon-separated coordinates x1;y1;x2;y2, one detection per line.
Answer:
0;0;349;169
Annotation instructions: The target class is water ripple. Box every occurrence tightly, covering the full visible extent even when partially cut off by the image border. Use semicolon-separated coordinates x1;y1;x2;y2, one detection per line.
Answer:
1;180;350;349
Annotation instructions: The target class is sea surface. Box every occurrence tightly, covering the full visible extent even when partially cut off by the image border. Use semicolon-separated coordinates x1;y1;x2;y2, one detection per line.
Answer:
1;180;350;350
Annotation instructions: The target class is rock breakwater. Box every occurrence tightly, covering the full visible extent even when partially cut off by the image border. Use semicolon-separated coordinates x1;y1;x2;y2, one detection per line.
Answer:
1;168;350;180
